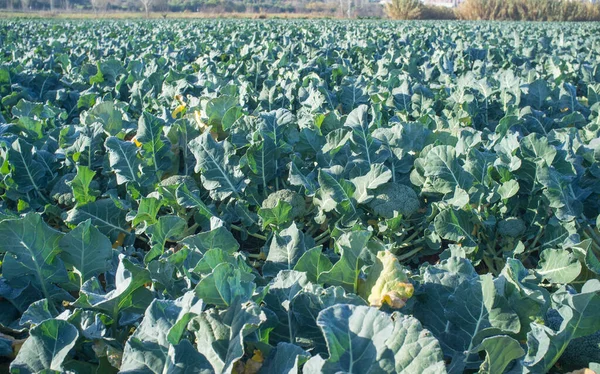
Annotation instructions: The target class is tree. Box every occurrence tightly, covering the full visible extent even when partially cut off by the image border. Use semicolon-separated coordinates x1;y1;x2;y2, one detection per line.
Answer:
140;0;153;16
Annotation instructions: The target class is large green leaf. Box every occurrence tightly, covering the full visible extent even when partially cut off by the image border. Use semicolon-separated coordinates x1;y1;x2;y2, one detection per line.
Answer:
476;335;525;374
144;215;188;263
306;304;446;374
433;208;477;247
65;199;129;243
413;257;520;372
262;271;309;344
424;145;474;194
73;256;153;322
195;263;255;308
137;111;173;182
291;285;365;354
318;230;372;293
59;219;113;284
104;136;143;186
182;226;239;254
536;248;581;284
120;292;210;374
10;319;78;374
317;169;358;219
190;301;266;374
0;213;67;302
189;132;246;201
525;280;600;373
344;105;389;166
308;304;392;374
259;342;310;374
294;246;333;284
263;223;311;277
6;139;47;198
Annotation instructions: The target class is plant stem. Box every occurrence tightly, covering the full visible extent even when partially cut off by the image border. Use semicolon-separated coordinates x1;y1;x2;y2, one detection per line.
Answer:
230;224;267;241
396;246;423;261
313;229;330;242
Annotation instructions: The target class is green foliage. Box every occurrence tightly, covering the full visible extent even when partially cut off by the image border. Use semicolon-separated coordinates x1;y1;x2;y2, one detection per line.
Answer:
0;19;599;374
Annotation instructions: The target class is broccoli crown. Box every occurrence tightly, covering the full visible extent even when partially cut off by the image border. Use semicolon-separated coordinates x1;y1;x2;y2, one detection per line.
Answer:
51;173;75;206
262;189;306;219
497;217;526;238
367;183;420;219
546;309;600;370
159;175;199;191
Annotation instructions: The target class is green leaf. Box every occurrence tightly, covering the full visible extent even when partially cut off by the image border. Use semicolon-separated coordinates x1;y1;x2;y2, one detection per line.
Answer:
245;136;276;187
189;132;246;201
434;208;477;247
344;105;389;166
7;139;47;198
120;292;209;374
350;163;392;204
175;183;214;219
259;342;310;374
536;248;581;284
263;223;310;277
0;213;67;302
145;215;188;263
192;248;251;276
59;219;113;284
10;319;78;374
182;226;239;254
291;285;365;354
137;112;173;182
294;246;332;284
258;200;293;230
413;257;520;371
83;101;124;136
319;231;372;293
424;145;474;194
476;335;524;374
190;301;266;374
73;256;153;321
381;314;447;374
20;299;56;327
128;197;164;228
104;136;142;186
525;280;600;372
65;199;129;243
262;271;309;344
313;304;390;373
68;165;98;205
319;230;372;293
313;305;446;374
195;263;255;308
317;169;358;219
497;179;519;200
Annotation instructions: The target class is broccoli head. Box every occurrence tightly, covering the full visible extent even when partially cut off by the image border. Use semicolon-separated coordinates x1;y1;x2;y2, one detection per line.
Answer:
51;173;76;206
546;309;600;370
367;183;420;219
497;217;526;238
159;175;199;191
262;189;306;220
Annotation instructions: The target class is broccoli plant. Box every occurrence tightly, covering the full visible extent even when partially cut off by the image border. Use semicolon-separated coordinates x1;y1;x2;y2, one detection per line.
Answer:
367;183;420;219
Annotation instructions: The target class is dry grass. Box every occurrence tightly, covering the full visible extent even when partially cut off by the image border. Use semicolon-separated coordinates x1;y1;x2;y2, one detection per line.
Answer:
384;0;423;20
457;0;600;21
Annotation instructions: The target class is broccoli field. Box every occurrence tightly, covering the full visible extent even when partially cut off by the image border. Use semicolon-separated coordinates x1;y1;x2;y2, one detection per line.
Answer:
0;19;600;373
